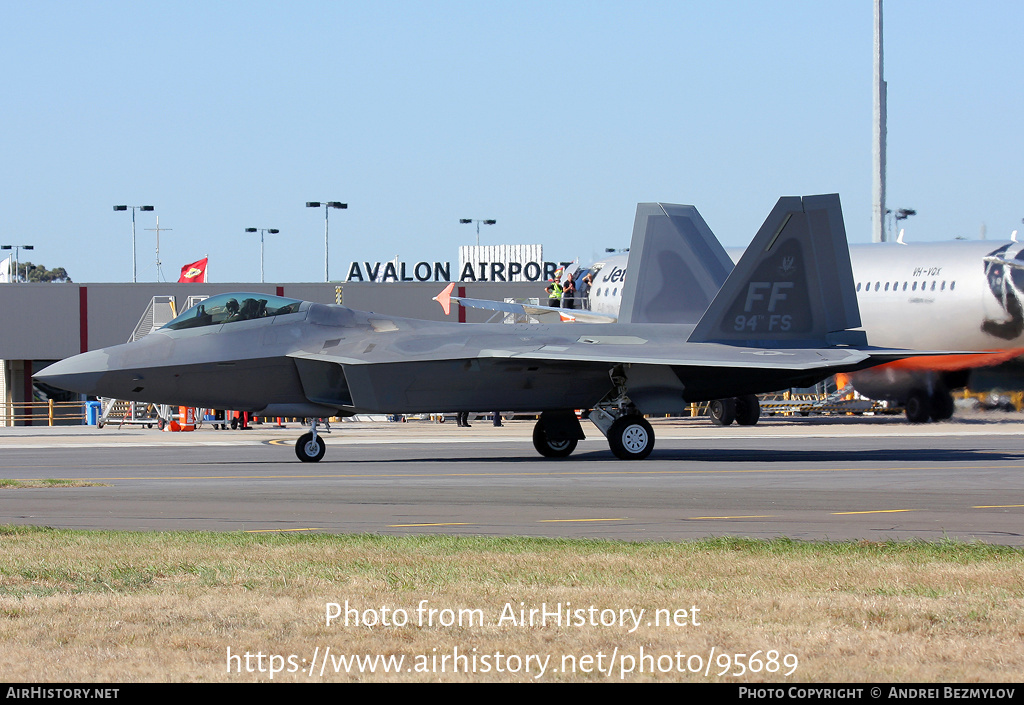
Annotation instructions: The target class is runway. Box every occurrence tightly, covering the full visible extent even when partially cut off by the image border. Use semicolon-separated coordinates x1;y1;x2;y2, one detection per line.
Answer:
1;414;1023;544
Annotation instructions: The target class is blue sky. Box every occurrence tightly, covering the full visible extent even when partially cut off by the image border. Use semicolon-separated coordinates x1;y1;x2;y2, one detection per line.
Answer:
1;1;1021;283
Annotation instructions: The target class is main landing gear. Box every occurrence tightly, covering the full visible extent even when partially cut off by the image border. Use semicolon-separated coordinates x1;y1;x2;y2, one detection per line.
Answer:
530;365;657;461
709;395;760;426
606;415;654;460
530;409;656;461
532;416;579;457
295;418;328;462
904;387;955;424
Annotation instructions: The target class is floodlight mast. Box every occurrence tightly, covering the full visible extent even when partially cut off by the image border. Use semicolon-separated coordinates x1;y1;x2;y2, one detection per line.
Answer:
306;201;347;282
246;227;280;282
459;218;497;246
0;244;34;282
113;205;154;282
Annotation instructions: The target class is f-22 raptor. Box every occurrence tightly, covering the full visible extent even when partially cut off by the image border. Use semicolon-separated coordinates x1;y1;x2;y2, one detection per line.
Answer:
37;194;939;462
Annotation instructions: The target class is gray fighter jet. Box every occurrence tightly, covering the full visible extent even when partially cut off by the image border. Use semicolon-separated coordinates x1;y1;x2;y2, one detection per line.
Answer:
36;194;940;462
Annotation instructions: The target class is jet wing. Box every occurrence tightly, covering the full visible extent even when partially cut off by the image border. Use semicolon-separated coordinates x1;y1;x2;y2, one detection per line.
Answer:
287;300;968;375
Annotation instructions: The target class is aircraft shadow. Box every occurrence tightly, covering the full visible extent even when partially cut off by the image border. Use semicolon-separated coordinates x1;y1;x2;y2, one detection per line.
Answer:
640;447;1021;464
280;447;1022;465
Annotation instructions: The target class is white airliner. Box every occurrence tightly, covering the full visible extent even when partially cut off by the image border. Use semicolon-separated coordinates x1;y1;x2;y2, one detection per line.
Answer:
443;203;1024;423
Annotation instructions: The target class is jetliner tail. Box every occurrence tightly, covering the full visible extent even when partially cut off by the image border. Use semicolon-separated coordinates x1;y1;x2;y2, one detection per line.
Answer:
617;203;734;324
687;194;864;347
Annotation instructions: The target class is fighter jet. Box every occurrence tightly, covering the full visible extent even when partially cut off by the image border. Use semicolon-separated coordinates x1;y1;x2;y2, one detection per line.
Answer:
36;194;948;462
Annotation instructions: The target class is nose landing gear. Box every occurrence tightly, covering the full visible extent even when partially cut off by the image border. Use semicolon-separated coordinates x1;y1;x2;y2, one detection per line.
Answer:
295;418;328;462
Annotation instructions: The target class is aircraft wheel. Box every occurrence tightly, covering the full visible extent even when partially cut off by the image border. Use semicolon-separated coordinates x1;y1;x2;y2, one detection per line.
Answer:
532;422;577;458
930;390;955;421
735;395;761;426
607;415;654;460
709;398;736;426
904;390;932;424
295;432;326;462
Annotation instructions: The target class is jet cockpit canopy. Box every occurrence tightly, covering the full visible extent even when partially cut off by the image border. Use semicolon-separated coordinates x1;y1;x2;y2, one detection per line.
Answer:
162;292;305;331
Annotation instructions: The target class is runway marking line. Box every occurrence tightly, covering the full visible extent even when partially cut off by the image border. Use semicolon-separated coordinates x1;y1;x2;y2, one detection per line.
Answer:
388;522;472;527
687;515;776;520
537;518;628;523
831;509;919;515
973;504;1024;509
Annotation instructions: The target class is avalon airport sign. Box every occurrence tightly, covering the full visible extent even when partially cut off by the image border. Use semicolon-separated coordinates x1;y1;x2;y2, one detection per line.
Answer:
344;244;573;283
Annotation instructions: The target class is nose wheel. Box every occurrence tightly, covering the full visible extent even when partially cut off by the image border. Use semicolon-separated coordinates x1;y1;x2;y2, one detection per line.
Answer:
295;418;327;462
295;433;325;462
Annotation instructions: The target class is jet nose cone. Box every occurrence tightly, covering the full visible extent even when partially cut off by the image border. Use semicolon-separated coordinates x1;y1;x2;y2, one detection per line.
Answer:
34;350;109;396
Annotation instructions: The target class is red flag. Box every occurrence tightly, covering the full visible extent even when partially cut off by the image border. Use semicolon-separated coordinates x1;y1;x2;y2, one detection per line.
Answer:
178;257;208;283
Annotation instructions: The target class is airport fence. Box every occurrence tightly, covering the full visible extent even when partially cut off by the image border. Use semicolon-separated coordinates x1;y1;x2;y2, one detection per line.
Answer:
1;400;88;427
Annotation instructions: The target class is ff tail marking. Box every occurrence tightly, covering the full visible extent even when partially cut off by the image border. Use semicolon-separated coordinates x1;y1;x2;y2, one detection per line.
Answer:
688;194;864;347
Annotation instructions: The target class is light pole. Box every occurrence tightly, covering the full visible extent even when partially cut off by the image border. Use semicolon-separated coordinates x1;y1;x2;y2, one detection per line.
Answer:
459;218;497;246
895;208;916;225
245;227;279;282
894;208;916;241
0;244;34;282
306;201;347;282
113;205;155;283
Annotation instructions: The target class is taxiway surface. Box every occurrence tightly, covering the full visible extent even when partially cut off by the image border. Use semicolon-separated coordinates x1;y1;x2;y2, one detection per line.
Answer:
1;415;1022;544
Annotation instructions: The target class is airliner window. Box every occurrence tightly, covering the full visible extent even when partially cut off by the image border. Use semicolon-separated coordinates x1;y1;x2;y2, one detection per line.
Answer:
912;282;917;291
951;281;956;291
884;282;890;292
903;282;908;291
857;282;862;292
941;281;946;291
163;293;304;330
874;282;880;292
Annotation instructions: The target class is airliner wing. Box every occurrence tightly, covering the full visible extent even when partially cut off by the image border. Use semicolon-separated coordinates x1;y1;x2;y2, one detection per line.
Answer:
432;283;617;323
458;296;617;323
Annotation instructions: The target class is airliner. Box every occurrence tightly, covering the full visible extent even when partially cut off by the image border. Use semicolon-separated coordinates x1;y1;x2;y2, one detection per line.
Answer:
444;203;1024;423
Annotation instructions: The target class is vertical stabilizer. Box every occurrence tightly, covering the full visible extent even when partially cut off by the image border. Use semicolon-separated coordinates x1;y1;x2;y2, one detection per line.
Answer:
688;194;864;346
618;203;733;324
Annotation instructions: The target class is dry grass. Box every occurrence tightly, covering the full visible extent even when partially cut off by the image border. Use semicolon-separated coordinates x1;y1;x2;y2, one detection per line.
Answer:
0;479;106;488
0;527;1021;682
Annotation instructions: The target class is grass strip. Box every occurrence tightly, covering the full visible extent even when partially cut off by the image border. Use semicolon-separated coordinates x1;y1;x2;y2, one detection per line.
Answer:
0;526;1021;682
